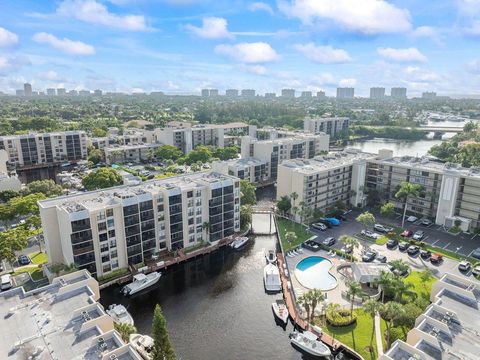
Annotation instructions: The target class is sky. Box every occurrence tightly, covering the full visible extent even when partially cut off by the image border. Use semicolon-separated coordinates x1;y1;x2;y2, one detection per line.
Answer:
1;0;480;96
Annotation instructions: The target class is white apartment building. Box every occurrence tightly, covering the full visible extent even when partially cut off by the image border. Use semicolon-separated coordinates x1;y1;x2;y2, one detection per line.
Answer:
276;150;374;221
303;117;350;138
381;273;480;360
39;172;241;278
212;157;268;185
0;131;88;169
0;270;142;360
154;122;256;154
0;149;21;191
104;143;161;165
241;133;330;181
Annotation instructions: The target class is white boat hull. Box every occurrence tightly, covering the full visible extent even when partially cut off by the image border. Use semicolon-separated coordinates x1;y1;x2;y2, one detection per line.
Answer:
107;304;135;326
272;300;289;324
122;272;161;296
129;333;153;360
290;331;331;357
264;264;281;292
231;236;249;250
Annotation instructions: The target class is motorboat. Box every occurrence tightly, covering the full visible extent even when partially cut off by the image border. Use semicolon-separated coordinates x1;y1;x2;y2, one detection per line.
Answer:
266;249;277;264
121;272;161;296
263;264;281;292
289;331;331;357
129;333;154;360
230;236;249;250
272;299;289;324
106;304;134;326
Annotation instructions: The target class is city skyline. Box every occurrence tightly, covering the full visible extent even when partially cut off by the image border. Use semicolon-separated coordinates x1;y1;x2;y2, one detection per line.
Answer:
1;1;480;96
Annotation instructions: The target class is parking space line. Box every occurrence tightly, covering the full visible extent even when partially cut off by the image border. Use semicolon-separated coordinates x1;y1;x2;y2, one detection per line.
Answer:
431;239;439;246
443;242;452;249
468;250;475;257
455;246;462;253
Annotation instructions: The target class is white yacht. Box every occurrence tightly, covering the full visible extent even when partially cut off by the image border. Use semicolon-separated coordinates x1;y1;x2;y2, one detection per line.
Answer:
263;263;281;292
271;299;289;324
230;236;249;250
289;331;331;357
265;249;277;264
129;333;154;360
122;272;161;296
106;304;134;326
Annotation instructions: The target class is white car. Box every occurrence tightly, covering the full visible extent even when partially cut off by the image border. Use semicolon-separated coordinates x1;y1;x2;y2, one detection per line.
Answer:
407;216;418;223
361;230;381;239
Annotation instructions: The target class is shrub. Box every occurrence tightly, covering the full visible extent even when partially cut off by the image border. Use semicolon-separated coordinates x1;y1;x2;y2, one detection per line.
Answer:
389;326;406;343
326;309;357;327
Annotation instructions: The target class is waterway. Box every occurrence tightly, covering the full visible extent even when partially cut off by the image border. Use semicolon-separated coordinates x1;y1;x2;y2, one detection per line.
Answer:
347;138;443;157
100;213;317;360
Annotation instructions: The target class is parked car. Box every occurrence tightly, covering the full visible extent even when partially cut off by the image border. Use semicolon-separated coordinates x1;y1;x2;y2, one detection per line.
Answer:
317;219;332;228
407;245;420;256
472;247;480;260
341;244;353;254
324;217;340;226
398;242;409;251
374;254;387;263
322;237;336;246
400;230;413;237
374;224;394;233
406;216;418;223
1;274;12;291
472;265;480;276
458;261;472;272
413;230;424;240
17;255;31;266
361;230;381;239
386;239;398;249
362;250;377;262
311;223;327;231
430;253;443;264
420;219;433;226
420;250;432;260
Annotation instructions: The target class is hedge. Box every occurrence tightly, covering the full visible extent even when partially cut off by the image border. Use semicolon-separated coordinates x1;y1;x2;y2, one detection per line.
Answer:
326;309;357;327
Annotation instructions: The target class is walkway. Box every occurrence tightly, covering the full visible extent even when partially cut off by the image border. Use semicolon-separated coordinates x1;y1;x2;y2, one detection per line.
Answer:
375;314;383;356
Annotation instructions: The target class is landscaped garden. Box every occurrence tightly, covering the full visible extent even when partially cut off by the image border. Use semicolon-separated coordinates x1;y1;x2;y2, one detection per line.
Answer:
276;217;314;251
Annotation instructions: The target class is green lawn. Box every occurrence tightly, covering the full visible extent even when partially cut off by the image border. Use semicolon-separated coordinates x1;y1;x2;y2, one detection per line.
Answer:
276;217;314;251
13;266;46;281
405;270;436;299
30;252;48;265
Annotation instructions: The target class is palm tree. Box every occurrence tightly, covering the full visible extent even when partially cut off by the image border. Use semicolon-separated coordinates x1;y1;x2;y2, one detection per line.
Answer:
345;280;365;320
292;206;299;219
284;231;297;247
375;270;394;303
297;293;311;322
290;192;298;209
326;302;340;318
419;268;433;287
339;235;359;261
202;222;210;240
392;278;417;303
395;182;424;228
379;301;405;348
114;322;137;342
298;201;306;223
307;289;325;323
363;299;381;353
389;259;410;278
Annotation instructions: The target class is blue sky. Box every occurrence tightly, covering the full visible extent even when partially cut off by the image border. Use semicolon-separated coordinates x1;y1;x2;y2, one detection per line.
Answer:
1;0;480;96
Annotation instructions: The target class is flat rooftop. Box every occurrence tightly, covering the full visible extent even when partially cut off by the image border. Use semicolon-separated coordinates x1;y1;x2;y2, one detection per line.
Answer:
223;157;266;167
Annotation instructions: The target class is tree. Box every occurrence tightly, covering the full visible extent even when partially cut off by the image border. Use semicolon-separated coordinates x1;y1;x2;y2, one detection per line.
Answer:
375;270;394;303
23;180;63;197
92;127;107;137
0;227;32;263
151;304;176;360
363;299;381;352
389;259;410;278
88;148;104;165
379;301;405;348
395;182;424;228
380;202;396;218
419;268;433;287
464;121;478;133
8;193;46;217
114;322;137;342
306;289;325;323
0;189;19;202
240;205;253;230
284;231;297;245
297;293;311;323
338;235;359;261
202;222;210;239
156;145;183;161
356;211;376;230
290;192;298;208
391;278;417;303
396;303;423;329
184;146;212;165
240;179;256;205
276;196;291;215
345;280;365;320
212;146;239;160
82;168;123;191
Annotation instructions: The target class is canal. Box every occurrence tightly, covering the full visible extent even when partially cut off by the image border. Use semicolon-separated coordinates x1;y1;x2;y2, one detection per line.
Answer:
100;213;313;360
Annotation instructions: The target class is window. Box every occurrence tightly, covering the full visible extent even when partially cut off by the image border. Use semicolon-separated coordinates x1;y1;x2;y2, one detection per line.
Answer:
107;219;114;228
108;229;115;238
187;191;193;198
96;212;106;221
99;233;108;242
106;208;113;217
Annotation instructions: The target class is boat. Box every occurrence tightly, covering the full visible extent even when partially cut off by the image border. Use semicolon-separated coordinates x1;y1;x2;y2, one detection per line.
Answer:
230;236;249;250
265;249;277;264
121;272;162;296
129;333;154;360
289;331;331;357
263;264;281;292
106;304;134;325
271;299;289;324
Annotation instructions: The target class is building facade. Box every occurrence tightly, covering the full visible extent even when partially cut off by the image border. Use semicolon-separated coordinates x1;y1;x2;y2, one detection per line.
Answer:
104;143;160;165
281;89;295;98
39;172;241;278
212;157;269;185
370;87;385;99
336;87;354;99
23;83;32;96
225;89;239;97
303;117;350;138
241;89;255;97
391;87;407;99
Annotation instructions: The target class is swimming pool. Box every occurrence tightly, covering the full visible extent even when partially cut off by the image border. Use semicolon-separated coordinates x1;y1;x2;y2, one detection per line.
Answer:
294;256;337;291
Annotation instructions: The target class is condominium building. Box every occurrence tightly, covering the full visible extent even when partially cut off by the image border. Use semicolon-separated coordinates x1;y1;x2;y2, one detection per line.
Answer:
209;89;219;97
303;117;350;138
281;89;295;98
300;91;312;98
241;133;330;181
370;87;385;99
422;91;437;99
265;93;276;99
241;89;256;97
212;157;268;184
201;89;210;97
57;88;66;96
0;270;142;360
336;87;354;99
276;150;374;221
0;131;88;169
46;88;56;96
94;89;103;96
39;172;241;277
225;89;239;97
381;273;480;360
23;83;32;97
391;87;407;99
154;122;256;154
317;91;326;98
104;143;161;165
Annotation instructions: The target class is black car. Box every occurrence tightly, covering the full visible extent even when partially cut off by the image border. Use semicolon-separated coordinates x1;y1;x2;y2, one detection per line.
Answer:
17;255;31;266
398;242;409;251
362;250;377;262
386;239;398;249
420;250;432;260
407;245;420;256
472;247;480;260
374;254;387;263
322;237;336;246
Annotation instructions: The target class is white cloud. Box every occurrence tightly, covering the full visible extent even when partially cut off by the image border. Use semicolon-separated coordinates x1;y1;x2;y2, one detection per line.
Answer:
377;47;427;62
404;66;439;82
249;2;274;15
32;32;95;55
57;0;148;31
0;27;18;47
215;42;279;63
339;78;357;87
293;43;352;64
312;72;336;86
37;70;63;81
239;64;267;75
411;26;444;45
185;17;233;39
467;58;480;73
0;57;11;70
278;0;411;34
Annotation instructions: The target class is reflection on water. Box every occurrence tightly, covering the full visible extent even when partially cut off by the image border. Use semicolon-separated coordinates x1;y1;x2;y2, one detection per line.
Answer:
348;138;443;157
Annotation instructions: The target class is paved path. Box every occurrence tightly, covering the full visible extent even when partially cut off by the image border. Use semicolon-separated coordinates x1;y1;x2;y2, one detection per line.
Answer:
375;314;383;356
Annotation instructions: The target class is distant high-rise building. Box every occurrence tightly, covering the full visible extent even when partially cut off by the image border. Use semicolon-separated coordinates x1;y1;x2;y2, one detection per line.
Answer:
57;88;66;96
68;90;78;96
316;91;326;98
16;89;24;96
24;83;32;97
241;89;256;97
46;88;56;96
225;89;239;97
422;91;437;99
336;87;354;99
265;93;276;99
209;89;219;97
300;91;312;98
281;89;295;98
370;87;385;99
391;87;407;99
201;89;210;97
93;89;102;96
79;90;90;96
